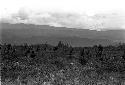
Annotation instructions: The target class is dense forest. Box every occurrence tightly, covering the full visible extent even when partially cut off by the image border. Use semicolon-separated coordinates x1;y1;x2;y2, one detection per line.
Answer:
1;42;125;85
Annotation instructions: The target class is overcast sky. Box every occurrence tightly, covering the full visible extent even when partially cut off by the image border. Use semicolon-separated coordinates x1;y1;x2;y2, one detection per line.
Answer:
0;0;125;30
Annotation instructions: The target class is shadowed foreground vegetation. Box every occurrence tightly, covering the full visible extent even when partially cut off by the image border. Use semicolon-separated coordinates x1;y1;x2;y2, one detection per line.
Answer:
1;42;125;85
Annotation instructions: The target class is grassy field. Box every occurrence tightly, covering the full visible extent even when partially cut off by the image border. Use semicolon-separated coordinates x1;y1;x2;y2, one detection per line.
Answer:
1;43;125;85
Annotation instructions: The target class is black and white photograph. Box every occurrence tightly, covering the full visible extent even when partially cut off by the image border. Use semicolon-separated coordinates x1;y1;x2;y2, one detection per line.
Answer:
0;0;125;85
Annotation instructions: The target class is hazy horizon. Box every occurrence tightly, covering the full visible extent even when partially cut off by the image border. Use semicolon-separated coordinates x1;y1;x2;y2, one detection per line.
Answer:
0;0;125;31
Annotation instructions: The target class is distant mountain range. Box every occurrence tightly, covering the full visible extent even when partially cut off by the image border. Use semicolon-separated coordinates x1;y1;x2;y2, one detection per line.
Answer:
0;23;125;46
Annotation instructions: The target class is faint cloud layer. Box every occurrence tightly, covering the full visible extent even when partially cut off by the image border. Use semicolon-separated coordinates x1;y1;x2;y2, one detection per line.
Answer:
0;9;125;31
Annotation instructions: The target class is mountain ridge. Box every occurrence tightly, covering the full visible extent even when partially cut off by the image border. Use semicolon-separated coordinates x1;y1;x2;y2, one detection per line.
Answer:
1;23;125;46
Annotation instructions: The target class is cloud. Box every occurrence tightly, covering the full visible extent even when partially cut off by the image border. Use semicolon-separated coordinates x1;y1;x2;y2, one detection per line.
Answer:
0;8;125;31
91;12;125;30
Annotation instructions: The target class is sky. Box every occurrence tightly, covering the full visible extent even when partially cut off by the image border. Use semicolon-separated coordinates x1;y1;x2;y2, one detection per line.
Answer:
0;0;125;31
